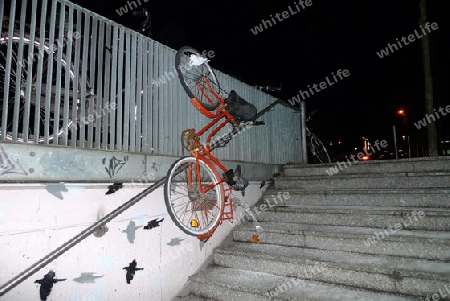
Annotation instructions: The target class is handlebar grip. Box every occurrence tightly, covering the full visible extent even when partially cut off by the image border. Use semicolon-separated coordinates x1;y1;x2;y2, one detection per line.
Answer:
252;121;265;126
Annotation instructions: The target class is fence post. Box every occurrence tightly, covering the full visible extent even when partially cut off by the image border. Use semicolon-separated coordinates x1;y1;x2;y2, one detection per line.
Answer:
301;101;308;164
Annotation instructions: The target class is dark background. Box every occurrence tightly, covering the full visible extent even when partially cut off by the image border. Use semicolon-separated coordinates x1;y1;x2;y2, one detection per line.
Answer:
71;0;448;156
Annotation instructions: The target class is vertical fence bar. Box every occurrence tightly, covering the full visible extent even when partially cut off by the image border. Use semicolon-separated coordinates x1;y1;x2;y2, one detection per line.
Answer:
61;3;74;146
21;0;37;143
108;25;118;151
1;0;16;141
151;43;159;153
122;30;131;152
88;17;97;148
31;0;47;144
141;38;149;153
102;22;112;150
79;12;90;148
43;1;58;144
146;40;154;153
116;27;124;151
11;0;27;141
128;31;137;152
70;8;82;148
0;1;3;141
52;2;65;145
94;19;104;149
135;34;143;152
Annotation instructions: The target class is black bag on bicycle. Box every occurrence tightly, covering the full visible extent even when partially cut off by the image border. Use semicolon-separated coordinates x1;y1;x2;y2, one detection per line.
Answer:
224;90;257;122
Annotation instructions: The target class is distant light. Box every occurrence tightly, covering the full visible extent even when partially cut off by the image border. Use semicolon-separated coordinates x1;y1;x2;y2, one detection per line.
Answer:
398;110;404;115
338;141;342;145
362;156;370;160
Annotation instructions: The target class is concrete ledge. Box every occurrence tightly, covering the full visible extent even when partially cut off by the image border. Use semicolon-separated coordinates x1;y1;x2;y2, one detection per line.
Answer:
0;141;280;182
283;156;450;177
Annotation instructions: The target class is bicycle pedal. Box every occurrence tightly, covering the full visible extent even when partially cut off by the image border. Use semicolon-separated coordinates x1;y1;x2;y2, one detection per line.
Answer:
232;176;248;191
222;169;236;186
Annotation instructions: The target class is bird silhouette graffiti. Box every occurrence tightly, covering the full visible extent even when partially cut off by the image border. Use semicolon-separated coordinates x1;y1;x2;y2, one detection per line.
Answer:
143;218;164;230
123;260;143;284
105;182;123;195
34;270;66;301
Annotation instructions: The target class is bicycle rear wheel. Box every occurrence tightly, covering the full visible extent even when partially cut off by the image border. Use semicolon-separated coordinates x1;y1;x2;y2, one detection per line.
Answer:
309;133;331;164
0;35;78;143
175;46;221;106
164;156;225;237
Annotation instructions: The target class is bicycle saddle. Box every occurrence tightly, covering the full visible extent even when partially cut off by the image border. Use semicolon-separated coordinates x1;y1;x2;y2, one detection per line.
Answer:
224;90;257;122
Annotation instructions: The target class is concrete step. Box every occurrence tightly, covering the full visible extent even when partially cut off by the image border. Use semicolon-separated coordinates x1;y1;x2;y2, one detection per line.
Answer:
255;206;450;231
282;157;450;177
263;188;450;208
274;173;450;190
172;295;214;301
214;242;450;297
186;266;418;300
233;222;450;260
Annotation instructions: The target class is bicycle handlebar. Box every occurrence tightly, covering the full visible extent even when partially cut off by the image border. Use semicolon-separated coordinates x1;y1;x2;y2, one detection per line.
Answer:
131;9;149;17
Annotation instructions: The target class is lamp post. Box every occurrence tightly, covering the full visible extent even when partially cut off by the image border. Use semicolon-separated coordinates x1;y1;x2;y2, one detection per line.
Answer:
397;109;411;158
397;110;406;125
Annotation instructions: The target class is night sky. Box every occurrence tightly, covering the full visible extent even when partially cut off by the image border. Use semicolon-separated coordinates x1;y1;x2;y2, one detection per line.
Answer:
72;0;448;154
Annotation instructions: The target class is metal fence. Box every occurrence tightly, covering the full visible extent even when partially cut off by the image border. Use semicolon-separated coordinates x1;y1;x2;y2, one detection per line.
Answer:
0;0;302;164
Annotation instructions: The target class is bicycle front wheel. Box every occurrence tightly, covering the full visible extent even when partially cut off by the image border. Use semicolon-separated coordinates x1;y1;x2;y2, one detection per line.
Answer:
164;156;225;236
309;133;331;164
175;46;221;106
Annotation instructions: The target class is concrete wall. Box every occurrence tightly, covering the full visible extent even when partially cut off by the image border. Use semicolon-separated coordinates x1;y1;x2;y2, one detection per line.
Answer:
0;182;268;301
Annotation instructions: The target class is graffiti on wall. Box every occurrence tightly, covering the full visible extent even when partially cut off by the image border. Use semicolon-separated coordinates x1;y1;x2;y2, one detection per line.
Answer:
102;156;128;178
0;147;28;176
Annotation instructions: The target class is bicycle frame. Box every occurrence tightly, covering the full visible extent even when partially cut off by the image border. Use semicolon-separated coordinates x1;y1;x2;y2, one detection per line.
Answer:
181;79;239;241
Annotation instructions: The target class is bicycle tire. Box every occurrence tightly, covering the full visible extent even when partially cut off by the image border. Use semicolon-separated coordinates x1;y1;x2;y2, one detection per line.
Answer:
0;35;78;143
164;156;225;237
174;46;221;107
309;133;331;164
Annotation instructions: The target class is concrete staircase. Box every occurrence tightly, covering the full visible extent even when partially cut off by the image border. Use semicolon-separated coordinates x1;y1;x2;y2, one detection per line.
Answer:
174;157;450;301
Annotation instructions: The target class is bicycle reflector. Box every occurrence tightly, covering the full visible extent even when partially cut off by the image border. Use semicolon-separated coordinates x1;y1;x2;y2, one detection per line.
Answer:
191;219;199;228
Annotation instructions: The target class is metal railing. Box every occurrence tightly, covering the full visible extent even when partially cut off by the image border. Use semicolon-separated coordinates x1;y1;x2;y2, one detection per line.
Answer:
0;0;302;164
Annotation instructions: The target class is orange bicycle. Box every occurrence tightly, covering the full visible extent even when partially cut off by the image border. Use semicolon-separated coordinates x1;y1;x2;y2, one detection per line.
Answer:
164;46;278;242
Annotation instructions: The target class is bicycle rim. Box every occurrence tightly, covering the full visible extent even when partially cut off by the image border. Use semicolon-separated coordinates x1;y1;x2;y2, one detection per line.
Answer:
164;156;224;236
0;36;77;143
175;46;221;106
